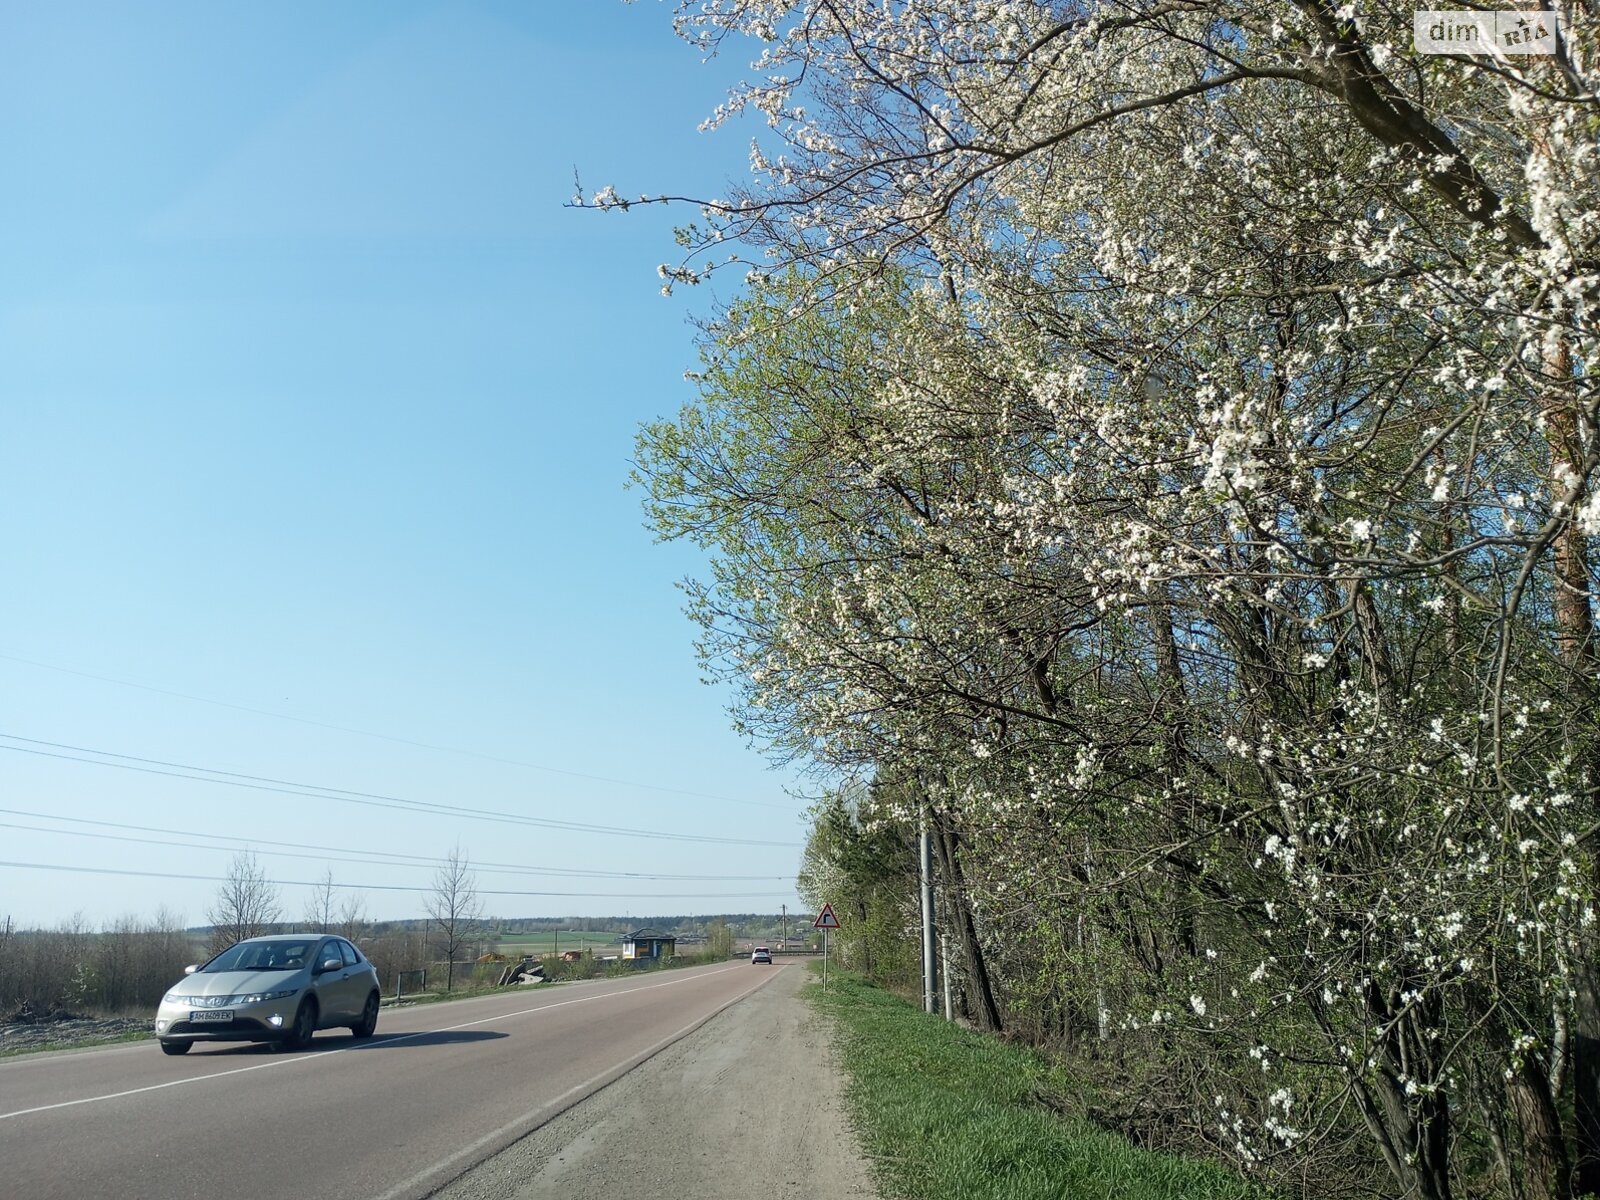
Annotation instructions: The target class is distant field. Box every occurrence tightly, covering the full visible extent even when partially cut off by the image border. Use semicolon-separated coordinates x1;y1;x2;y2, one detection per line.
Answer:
487;932;623;956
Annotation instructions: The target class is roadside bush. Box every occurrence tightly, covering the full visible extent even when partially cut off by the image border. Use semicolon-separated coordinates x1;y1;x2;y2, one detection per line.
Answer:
0;913;196;1017
361;931;429;995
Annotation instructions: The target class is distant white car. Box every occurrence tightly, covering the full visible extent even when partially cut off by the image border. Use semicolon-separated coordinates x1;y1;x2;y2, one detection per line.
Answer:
751;946;772;964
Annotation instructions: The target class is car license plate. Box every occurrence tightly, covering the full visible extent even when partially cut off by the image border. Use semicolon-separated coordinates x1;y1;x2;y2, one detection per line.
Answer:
189;1010;233;1023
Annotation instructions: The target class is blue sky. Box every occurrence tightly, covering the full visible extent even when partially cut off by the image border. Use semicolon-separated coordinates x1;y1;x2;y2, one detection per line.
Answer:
0;1;814;929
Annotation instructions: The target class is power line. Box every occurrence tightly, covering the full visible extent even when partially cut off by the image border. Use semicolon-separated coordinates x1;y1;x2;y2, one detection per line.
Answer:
0;811;789;882
0;733;801;848
0;859;796;900
0;650;798;811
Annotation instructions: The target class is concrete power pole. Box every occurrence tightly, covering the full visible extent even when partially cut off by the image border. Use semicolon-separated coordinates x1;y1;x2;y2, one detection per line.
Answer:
920;819;937;1015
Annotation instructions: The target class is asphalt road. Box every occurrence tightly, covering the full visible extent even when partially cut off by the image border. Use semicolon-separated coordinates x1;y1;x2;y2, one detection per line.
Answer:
0;960;786;1200
436;959;874;1200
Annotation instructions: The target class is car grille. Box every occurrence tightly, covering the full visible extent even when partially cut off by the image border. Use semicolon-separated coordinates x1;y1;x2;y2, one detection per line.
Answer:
190;995;231;1008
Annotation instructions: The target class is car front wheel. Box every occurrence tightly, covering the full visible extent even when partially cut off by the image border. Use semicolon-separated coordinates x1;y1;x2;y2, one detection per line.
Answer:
159;1040;191;1056
281;999;317;1051
351;992;379;1038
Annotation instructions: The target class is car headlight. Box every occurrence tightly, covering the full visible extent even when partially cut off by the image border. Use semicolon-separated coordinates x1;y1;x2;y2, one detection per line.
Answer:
233;989;297;1005
163;991;186;1005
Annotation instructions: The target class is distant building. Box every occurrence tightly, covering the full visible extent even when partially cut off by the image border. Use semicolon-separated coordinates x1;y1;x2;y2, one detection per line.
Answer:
621;928;676;961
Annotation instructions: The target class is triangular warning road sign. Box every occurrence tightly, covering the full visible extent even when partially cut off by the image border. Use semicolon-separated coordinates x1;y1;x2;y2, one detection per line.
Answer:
813;903;840;929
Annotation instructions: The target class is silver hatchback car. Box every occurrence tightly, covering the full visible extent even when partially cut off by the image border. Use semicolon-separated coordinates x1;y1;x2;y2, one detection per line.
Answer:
155;934;381;1055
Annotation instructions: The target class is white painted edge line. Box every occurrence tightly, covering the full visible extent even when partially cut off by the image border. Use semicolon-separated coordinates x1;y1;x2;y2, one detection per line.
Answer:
0;961;751;1122
370;963;791;1200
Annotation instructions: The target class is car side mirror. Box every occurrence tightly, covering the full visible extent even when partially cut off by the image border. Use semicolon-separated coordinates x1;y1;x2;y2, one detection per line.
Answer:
183;964;198;975
319;958;342;974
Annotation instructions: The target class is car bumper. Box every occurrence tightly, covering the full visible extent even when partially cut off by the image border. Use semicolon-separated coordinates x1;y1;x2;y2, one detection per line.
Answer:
155;998;302;1042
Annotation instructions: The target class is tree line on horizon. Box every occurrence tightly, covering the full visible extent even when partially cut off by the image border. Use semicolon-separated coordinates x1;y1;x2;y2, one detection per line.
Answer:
0;844;799;1017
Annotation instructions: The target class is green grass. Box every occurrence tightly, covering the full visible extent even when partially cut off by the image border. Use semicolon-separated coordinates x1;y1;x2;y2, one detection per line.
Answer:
0;1029;153;1058
808;971;1268;1200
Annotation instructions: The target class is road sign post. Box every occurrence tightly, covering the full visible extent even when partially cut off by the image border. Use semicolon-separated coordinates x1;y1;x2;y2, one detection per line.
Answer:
813;903;840;991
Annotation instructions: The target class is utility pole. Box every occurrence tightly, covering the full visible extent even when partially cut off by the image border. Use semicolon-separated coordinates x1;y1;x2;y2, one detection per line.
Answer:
781;903;787;950
920;817;937;1015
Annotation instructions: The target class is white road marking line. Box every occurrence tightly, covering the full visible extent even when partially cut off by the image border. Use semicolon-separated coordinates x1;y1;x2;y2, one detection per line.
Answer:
0;962;750;1122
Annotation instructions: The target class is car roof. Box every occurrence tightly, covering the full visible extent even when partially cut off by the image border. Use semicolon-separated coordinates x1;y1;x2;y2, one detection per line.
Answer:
236;933;330;943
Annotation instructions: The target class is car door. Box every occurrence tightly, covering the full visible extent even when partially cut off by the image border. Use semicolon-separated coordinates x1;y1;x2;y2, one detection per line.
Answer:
311;938;357;1022
342;939;378;995
335;939;370;1015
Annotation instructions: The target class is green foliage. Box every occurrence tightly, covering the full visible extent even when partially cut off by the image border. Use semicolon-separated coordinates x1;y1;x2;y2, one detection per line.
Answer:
637;10;1600;1197
810;970;1269;1200
800;786;920;992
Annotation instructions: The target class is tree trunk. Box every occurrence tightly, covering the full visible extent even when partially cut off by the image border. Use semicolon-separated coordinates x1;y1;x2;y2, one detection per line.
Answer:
1508;1053;1573;1200
1541;339;1600;1199
931;811;1003;1032
1573;964;1600;1198
1356;984;1455;1200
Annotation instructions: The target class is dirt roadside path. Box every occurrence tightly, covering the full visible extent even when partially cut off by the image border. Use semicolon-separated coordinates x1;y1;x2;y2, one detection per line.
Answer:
432;961;877;1200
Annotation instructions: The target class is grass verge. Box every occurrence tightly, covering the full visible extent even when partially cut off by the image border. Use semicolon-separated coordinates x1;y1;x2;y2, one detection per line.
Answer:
807;970;1267;1200
0;1029;153;1058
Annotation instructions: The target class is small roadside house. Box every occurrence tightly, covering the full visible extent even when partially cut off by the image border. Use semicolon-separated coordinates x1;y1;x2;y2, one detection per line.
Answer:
621;928;676;961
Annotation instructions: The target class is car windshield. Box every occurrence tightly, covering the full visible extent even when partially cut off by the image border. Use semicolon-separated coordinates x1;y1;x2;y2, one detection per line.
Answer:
201;940;317;973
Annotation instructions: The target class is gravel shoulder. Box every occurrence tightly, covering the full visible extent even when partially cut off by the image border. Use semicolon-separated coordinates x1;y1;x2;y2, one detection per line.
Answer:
434;961;877;1200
